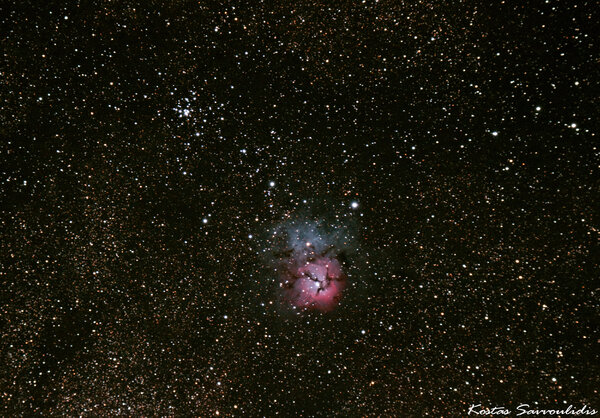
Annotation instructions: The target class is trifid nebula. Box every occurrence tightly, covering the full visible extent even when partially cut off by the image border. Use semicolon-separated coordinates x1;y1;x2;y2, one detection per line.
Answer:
1;1;598;416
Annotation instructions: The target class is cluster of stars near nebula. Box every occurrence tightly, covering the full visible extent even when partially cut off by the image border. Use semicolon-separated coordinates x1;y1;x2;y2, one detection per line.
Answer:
1;1;596;416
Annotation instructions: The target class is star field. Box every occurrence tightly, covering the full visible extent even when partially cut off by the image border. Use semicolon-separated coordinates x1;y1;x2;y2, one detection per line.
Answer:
1;1;598;416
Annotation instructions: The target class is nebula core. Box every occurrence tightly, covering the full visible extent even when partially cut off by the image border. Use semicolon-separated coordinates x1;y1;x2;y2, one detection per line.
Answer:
273;222;349;312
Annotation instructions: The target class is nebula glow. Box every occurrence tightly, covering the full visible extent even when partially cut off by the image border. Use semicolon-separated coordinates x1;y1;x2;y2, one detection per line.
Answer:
273;222;349;312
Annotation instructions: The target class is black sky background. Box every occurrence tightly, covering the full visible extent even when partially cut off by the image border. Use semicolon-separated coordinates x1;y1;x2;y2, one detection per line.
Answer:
1;1;598;416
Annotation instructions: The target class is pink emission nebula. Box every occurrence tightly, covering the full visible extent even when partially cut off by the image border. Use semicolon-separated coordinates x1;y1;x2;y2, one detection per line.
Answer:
279;244;347;312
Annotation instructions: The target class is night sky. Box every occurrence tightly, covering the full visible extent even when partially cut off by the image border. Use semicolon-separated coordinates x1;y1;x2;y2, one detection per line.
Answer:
1;1;598;416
